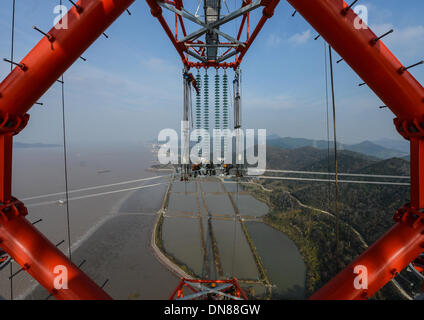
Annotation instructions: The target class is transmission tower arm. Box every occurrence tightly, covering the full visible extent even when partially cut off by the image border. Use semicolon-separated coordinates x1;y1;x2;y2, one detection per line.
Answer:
289;0;424;300
0;0;134;300
0;214;112;300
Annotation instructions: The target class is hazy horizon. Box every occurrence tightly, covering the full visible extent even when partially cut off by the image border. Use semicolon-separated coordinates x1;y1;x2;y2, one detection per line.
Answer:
1;1;422;147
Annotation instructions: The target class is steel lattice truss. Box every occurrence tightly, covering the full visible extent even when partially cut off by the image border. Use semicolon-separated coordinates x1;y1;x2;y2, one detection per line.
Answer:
146;0;279;69
169;278;248;300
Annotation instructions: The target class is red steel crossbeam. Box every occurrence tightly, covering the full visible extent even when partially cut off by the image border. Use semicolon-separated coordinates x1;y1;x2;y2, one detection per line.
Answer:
220;0;252;61
0;0;135;300
169;278;248;300
286;0;424;299
236;0;251;42
146;0;188;65
235;0;280;66
175;0;187;37
0;134;12;203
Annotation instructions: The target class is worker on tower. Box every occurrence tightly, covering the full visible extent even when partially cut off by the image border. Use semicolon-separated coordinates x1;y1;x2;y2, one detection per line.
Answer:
223;163;233;176
183;71;199;94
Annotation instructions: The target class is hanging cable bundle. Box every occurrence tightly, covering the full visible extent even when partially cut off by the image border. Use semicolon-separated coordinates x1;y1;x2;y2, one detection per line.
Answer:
328;45;340;267
196;71;202;156
203;71;210;153
214;70;220;156
57;0;72;263
222;71;229;155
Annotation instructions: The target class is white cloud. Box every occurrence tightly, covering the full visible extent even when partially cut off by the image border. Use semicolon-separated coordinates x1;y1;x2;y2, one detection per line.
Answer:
266;33;282;47
267;30;311;47
288;30;311;46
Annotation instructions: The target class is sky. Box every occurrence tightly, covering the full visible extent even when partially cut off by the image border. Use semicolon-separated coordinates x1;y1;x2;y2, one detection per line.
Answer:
0;0;423;147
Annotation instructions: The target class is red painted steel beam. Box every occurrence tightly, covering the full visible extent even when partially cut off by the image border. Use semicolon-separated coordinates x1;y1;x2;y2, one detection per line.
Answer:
169;278;185;300
188;62;236;69
236;0;250;41
0;134;12;203
247;12;250;40
0;215;112;300
149;0;270;69
236;15;247;41
146;0;187;65
410;137;424;209
0;0;134;300
236;16;266;65
231;278;248;300
170;278;248;300
287;0;424;122
310;216;424;300
287;0;424;300
174;0;187;37
236;0;280;65
0;0;134;118
178;15;187;37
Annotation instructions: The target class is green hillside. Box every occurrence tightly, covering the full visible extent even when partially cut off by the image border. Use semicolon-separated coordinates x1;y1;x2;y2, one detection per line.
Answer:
248;145;414;299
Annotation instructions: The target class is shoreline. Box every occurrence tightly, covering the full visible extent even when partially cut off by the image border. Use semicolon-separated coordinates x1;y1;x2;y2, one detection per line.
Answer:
21;176;167;300
150;175;195;281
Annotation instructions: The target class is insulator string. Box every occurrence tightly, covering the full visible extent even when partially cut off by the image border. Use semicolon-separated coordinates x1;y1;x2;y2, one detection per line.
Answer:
196;71;202;157
203;71;209;153
222;71;229;158
214;70;220;156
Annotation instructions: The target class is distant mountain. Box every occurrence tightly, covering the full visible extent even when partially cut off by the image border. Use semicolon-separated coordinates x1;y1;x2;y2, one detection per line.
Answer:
346;140;407;160
267;136;408;159
266;146;377;173
372;138;409;154
266;136;335;150
14;142;61;148
265;143;411;244
263;144;411;299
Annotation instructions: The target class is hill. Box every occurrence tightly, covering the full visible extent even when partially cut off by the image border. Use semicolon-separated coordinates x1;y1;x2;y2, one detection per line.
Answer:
265;146;377;172
263;145;410;245
267;136;408;159
372;138;409;154
248;145;413;299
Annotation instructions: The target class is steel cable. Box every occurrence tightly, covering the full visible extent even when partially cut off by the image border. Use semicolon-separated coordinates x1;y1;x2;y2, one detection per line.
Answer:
9;0;16;301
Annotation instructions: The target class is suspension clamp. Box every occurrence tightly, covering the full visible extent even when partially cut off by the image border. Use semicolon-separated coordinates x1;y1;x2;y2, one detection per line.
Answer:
394;203;424;229
0;197;28;223
394;117;424;140
0;110;29;135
